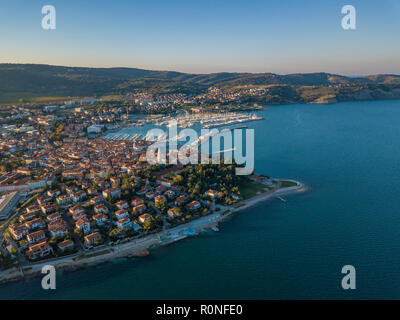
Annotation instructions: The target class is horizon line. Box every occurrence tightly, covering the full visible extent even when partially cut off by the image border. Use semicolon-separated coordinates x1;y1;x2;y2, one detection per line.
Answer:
1;62;399;78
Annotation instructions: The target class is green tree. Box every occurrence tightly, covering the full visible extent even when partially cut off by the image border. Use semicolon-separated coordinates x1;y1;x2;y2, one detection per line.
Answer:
143;218;154;232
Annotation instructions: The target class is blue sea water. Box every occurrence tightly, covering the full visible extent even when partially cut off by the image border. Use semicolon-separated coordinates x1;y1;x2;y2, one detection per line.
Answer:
1;100;400;299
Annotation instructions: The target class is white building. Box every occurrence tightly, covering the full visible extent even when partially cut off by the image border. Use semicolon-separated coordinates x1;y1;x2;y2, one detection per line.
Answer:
87;124;103;134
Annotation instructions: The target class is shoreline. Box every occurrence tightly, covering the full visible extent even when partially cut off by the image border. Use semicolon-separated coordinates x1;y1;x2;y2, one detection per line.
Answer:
0;179;306;286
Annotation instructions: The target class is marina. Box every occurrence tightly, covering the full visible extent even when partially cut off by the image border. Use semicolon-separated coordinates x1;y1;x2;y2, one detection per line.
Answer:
103;112;263;142
127;111;264;130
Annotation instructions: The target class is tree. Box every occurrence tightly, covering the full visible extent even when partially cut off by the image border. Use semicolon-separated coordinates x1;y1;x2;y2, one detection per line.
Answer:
143;219;154;232
109;228;119;240
154;216;163;227
155;200;168;213
173;174;184;185
49;236;58;246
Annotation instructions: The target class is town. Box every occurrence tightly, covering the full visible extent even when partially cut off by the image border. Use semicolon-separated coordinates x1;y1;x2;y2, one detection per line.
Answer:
0;97;286;273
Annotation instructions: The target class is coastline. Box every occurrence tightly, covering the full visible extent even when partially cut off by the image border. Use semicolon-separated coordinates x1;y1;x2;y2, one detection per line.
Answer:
0;179;307;286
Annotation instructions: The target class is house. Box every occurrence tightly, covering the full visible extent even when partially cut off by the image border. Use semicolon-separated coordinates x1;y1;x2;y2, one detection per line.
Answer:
250;175;272;184
164;190;175;200
98;181;111;190
167;207;182;219
19;212;36;222
145;191;156;199
171;185;182;193
93;213;108;226
136;186;151;195
65;186;78;194
72;211;87;221
48;217;65;225
87;188;98;196
56;194;71;206
40;204;58;215
154;195;167;205
90;196;102;205
117;217;131;229
37;195;52;205
205;189;218;199
110;177;120;185
155;185;167;194
139;213;152;224
187;201;201;211
81;181;90;189
115;209;129;220
58;239;74;252
175;195;188;206
48;223;68;237
102;188;121;199
132;204;147;215
47;189;60;198
46;212;61;222
76;218;91;235
87;124;102;134
72;190;87;203
26;241;53;260
131;197;144;207
62;170;84;180
48;218;67;228
84;232;102;246
25;218;45;230
94;203;109;214
115;200;128;210
69;205;85;216
156;177;173;187
9;223;28;240
26;205;40;214
27;230;46;244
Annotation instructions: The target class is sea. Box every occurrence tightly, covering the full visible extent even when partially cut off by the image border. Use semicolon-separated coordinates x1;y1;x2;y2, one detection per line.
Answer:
1;99;400;299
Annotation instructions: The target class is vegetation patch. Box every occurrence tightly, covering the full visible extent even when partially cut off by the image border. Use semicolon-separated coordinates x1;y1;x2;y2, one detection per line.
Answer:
238;180;269;200
279;180;298;188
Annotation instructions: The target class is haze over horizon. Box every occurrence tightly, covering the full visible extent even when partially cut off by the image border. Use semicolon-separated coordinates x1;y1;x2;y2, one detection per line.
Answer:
2;62;400;78
1;0;400;75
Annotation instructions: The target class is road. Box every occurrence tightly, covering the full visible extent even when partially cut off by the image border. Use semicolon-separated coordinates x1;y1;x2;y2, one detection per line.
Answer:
148;201;170;230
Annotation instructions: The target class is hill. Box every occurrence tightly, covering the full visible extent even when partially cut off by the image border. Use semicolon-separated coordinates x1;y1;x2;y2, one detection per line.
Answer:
0;63;399;104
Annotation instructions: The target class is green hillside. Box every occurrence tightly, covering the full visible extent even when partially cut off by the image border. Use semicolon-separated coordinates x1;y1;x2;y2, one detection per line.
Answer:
0;63;399;104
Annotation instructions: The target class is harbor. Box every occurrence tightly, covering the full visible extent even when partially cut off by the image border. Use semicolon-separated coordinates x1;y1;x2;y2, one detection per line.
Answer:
128;111;264;130
102;111;263;142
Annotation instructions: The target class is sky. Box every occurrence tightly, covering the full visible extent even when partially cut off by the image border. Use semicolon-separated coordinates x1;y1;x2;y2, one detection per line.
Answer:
0;0;399;75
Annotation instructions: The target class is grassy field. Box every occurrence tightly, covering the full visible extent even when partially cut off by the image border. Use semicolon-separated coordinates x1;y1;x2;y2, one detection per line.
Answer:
279;180;298;188
238;179;270;200
99;95;124;101
0;95;82;105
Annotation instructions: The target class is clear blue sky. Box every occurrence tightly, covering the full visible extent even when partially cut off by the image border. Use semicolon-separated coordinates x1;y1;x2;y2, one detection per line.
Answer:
0;0;399;75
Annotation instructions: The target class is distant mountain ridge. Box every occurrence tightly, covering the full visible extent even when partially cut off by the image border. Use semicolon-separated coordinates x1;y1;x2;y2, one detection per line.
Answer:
0;63;399;103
